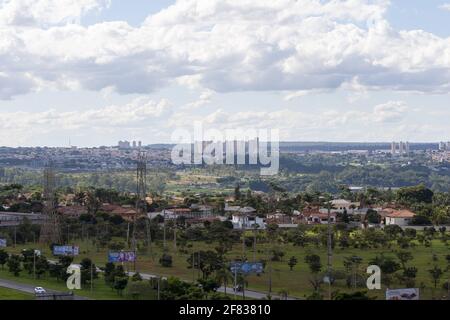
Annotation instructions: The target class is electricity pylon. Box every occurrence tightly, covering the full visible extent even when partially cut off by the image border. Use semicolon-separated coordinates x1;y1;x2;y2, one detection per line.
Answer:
132;151;147;269
39;161;62;244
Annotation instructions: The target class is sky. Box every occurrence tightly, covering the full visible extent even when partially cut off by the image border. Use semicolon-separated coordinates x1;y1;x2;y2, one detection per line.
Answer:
1;0;450;147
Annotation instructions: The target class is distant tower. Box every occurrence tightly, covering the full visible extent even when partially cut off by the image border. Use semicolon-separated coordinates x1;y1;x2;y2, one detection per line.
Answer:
399;141;405;154
39;161;62;244
391;142;397;154
132;141;137;149
138;141;142;148
131;151;147;263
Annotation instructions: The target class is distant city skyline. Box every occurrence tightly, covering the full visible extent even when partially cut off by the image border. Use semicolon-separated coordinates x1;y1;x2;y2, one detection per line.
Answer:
2;140;448;149
1;0;450;147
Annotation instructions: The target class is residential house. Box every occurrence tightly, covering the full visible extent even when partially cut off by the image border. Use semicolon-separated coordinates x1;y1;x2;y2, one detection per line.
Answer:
57;205;87;218
231;213;265;230
382;208;416;227
302;207;336;224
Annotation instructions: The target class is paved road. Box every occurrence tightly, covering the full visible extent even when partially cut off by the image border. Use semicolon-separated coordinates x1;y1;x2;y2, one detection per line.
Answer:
3;258;297;300
127;271;298;300
0;278;89;300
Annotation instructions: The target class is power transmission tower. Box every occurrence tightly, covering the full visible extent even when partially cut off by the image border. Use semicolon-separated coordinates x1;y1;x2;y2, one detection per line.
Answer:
132;151;147;270
39;161;62;244
326;198;333;300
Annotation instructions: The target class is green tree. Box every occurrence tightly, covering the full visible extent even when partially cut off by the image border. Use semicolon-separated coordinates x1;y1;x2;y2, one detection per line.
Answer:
159;253;173;268
395;251;413;269
104;262;116;288
304;254;322;274
333;291;373;300
187;251;223;279
0;249;8;269
80;258;98;285
365;209;381;224
114;277;129;296
131;272;143;282
428;266;443;289
234;184;241;201
215;266;233;295
396;185;434;205
288;256;298;271
7;254;22;277
34;256;49;279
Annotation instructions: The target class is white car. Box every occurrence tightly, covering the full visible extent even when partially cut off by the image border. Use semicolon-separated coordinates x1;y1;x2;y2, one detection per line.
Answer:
34;287;46;294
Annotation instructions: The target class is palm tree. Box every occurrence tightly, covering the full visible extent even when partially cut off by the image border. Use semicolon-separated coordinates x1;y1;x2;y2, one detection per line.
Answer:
216;265;233;295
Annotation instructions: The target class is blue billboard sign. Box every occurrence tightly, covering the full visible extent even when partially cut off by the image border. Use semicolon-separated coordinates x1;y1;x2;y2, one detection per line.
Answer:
108;251;136;263
0;239;6;247
53;245;79;256
230;262;264;274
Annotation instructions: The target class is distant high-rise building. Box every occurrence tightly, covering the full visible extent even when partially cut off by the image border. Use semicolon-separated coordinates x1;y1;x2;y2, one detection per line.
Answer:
132;141;137;148
390;141;410;155
391;142;396;154
138;141;142;148
118;141;131;149
399;141;405;154
439;142;450;151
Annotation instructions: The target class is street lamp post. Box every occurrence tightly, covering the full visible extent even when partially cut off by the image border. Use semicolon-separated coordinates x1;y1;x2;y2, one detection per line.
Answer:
33;250;36;280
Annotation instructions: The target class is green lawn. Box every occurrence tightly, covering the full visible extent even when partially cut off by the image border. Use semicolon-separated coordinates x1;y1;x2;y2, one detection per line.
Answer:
0;287;33;300
4;237;450;300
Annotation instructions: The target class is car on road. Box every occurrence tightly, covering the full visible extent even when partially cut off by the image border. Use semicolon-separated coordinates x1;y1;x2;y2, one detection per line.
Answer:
34;287;46;294
233;285;243;292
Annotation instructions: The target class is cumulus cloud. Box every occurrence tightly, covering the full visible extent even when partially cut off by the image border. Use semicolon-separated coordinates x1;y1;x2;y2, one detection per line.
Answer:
1;0;450;100
0;97;171;145
372;100;408;123
439;3;450;12
0;0;110;26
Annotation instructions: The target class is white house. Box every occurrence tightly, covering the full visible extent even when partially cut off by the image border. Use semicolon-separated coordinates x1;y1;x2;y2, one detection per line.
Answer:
331;199;360;213
319;199;359;214
231;213;265;229
384;209;416;227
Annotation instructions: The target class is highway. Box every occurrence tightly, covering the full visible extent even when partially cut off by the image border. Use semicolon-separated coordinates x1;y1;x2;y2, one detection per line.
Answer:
0;278;89;300
1;261;298;300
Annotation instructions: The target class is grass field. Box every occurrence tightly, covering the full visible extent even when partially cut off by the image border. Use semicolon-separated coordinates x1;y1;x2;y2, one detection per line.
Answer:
0;287;33;300
4;236;450;300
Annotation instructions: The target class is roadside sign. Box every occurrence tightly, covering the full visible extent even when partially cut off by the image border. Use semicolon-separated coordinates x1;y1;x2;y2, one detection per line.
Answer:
230;262;264;274
53;245;79;256
0;239;6;247
386;288;419;300
108;251;136;263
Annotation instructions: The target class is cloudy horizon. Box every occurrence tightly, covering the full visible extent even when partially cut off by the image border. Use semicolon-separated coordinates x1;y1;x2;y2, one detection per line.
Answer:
1;0;450;147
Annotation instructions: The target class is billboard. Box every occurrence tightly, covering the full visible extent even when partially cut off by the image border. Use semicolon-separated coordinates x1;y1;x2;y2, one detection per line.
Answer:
0;239;6;247
230;262;264;274
386;288;419;300
53;246;79;256
108;251;136;263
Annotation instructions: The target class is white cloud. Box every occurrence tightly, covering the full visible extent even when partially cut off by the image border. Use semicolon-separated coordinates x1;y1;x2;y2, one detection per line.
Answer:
0;97;172;145
179;90;214;110
0;0;450;100
372;100;408;123
439;3;450;12
0;0;110;26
